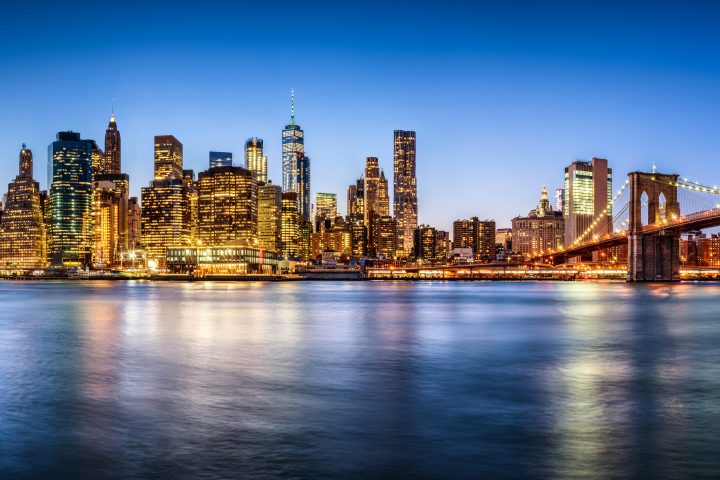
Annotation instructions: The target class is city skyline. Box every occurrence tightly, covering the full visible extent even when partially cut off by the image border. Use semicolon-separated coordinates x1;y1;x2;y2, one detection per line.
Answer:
1;2;719;233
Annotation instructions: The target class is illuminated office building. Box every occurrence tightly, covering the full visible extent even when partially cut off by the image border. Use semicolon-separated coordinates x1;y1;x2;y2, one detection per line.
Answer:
197;166;258;246
372;215;398;258
47;132;94;266
92;174;128;266
154;135;183;180
315;192;337;230
141;136;191;268
183;169;198;245
413;225;438;263
245;138;267;183
0;145;46;269
393;130;417;256
452;217;496;261
310;228;352;258
348;221;367;257
512;186;565;256
91;113;129;265
141;179;191;268
209;151;233;169
298;219;312;259
258;181;282;253
128;196;141;249
297;154;311;221
347;177;364;223
281;192;299;258
563;158;612;246
347;184;358;219
435;230;451;262
104;112;121;174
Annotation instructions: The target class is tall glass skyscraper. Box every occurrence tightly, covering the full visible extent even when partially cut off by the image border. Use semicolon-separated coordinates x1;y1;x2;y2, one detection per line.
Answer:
245;138;267;183
393;130;417;257
563;157;612;246
209;151;233;169
282;90;309;220
296;154;311;221
48;131;94;266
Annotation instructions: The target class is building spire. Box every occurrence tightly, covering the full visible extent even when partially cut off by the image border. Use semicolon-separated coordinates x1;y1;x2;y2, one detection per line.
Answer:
108;99;117;125
290;88;295;127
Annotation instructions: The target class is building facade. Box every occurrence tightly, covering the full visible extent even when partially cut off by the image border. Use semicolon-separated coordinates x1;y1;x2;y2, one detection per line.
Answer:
154;135;184;180
197;166;258;247
258;181;282;253
209;151;233;169
141;135;192;268
452;217;497;261
563;158;612;246
0;145;46;269
48;131;94;266
281;192;299;258
393;130;417;256
511;186;565;256
245;138;267;183
315;192;337;230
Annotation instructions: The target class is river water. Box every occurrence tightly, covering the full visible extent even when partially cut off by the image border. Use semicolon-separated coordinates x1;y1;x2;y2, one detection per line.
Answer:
1;280;719;479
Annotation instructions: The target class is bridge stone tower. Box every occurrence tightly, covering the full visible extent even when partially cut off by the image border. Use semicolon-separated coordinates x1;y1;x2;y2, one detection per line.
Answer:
627;172;681;282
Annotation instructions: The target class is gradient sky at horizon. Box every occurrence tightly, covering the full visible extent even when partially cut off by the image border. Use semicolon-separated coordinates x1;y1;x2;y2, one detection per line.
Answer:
1;0;719;231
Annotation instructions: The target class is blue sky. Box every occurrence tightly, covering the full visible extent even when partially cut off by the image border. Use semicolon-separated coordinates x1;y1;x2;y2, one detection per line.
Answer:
1;1;719;231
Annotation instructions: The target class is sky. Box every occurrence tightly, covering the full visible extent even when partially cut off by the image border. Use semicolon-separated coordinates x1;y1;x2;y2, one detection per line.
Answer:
1;0;719;231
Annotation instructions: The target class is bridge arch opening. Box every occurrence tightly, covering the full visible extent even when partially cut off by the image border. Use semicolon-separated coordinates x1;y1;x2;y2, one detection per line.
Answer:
658;192;667;223
640;191;649;226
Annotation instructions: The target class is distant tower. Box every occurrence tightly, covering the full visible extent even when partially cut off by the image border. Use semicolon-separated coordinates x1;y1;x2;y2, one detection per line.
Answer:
393;130;417;257
282;90;308;218
245;138;267;183
0;145;46;268
103;110;121;174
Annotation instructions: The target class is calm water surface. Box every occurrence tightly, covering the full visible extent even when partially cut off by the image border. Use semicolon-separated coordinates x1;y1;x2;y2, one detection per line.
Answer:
1;280;720;479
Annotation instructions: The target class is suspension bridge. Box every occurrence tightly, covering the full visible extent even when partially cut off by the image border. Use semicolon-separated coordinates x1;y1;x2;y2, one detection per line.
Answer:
531;170;720;282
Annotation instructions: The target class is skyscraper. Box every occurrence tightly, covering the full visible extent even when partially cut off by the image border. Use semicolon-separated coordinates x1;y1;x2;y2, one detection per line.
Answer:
104;112;121;174
197;166;258;246
315;192;337;229
92;112;129;265
346;184;358;219
154;135;184;180
364;157;390;225
209;151;233;169
0;145;46;269
281;192;299;258
92;175;128;266
245;138;267;183
47;132;94;266
141;135;191;268
258;181;282;253
297;154;311;221
393;130;417;257
282;90;310;220
563;158;612;246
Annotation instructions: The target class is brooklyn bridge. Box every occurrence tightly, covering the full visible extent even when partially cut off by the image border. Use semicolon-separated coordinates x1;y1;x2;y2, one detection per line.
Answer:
527;170;720;282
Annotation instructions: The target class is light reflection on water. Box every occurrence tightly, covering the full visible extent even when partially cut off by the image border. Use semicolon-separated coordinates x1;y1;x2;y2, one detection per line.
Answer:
1;280;720;479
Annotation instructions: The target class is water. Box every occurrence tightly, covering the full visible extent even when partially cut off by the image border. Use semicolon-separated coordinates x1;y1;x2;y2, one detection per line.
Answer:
1;280;720;479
